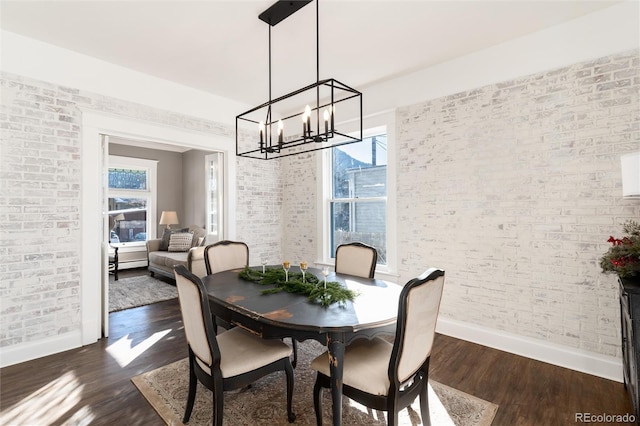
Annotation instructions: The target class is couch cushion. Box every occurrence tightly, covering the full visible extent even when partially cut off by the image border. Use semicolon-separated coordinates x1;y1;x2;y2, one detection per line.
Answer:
189;226;208;248
168;232;193;252
160;227;189;251
149;250;189;269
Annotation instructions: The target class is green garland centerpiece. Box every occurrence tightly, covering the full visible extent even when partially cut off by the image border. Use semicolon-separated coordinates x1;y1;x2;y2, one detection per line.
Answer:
239;266;358;307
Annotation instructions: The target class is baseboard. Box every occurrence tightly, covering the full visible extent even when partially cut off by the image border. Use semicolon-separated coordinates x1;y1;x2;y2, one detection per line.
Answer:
0;330;83;368
436;316;623;383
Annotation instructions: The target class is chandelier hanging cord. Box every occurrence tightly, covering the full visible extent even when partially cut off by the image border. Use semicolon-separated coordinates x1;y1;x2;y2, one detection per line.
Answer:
236;0;362;160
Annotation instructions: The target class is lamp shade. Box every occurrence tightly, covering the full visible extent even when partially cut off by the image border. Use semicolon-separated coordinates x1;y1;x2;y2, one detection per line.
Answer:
621;152;640;198
113;213;125;221
159;211;179;226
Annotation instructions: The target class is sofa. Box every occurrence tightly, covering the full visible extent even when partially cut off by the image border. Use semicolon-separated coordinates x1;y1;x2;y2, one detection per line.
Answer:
146;225;208;280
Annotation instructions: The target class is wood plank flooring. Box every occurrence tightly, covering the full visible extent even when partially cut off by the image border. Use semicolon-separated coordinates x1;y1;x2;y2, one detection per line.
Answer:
0;269;634;425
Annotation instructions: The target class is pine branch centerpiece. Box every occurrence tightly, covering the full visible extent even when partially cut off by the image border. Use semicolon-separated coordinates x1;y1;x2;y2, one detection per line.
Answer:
239;266;358;307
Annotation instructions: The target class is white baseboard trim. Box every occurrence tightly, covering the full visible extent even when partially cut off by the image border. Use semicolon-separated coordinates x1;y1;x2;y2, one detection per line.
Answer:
436;316;623;383
0;331;83;368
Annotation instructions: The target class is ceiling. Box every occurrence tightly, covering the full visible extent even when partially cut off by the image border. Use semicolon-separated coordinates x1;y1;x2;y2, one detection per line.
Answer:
1;0;623;109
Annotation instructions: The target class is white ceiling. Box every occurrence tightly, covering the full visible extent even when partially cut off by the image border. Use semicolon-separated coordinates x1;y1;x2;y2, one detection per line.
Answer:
1;0;623;108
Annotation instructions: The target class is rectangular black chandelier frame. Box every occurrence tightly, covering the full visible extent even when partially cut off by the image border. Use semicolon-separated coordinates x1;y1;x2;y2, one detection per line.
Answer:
235;0;363;160
236;78;362;159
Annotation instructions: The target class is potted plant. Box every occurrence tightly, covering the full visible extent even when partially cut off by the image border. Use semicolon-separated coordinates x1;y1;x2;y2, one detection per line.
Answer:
601;220;640;278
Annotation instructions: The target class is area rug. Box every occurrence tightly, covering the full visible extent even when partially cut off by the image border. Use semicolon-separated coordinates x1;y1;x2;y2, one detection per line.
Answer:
109;274;177;312
132;340;498;425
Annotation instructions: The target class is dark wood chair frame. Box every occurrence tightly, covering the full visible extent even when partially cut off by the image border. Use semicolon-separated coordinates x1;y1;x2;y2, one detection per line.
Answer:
334;241;378;279
175;265;296;425
204;240;299;368
312;268;445;426
203;240;250;275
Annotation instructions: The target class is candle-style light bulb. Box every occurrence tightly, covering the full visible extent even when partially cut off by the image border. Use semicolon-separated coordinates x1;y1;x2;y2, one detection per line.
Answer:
330;104;335;132
304;105;311;137
258;121;265;144
323;109;329;135
278;119;283;144
302;112;307;138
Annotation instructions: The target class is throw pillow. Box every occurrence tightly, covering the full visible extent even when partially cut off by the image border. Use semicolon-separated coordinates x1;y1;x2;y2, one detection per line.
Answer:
168;232;194;252
190;226;208;248
160;227;189;251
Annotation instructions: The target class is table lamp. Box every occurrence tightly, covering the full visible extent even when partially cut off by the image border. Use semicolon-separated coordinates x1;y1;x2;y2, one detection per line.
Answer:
159;211;179;229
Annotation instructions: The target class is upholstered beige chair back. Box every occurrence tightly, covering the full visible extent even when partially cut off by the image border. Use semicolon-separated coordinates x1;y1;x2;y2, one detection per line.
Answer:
394;268;445;384
174;266;215;367
334;242;377;278
204;240;249;275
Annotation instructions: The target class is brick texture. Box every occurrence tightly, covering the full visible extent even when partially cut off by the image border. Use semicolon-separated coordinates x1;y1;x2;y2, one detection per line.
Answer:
0;71;282;349
396;50;640;357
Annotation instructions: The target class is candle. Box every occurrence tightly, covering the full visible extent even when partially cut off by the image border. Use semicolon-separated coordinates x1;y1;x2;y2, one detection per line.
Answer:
323;109;329;135
301;113;307;138
278;119;283;144
304;105;311;137
283;260;290;269
330;105;335;132
258;121;265;144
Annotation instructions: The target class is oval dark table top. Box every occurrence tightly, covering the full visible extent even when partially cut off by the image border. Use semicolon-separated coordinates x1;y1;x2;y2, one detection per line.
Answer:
201;266;402;341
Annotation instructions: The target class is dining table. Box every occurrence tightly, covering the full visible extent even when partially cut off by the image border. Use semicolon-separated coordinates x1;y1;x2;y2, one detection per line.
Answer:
201;265;402;426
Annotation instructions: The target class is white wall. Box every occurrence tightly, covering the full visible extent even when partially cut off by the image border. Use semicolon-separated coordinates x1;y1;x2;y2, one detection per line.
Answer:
0;30;250;125
0;1;638;375
279;1;639;381
362;1;639;115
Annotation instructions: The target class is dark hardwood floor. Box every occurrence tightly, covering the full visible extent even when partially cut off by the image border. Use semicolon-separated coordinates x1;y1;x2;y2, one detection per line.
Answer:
0;268;634;425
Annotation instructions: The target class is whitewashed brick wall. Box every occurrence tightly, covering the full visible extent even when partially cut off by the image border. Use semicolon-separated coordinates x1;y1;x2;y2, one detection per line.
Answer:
0;71;282;350
396;50;640;357
281;153;318;265
236;156;283;265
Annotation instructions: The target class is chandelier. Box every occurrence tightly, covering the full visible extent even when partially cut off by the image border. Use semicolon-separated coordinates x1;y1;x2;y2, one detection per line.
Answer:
236;0;363;160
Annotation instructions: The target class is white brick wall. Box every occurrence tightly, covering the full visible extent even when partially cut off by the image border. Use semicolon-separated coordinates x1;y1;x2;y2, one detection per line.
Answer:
281;153;317;265
0;71;283;350
396;50;640;357
2;47;638;363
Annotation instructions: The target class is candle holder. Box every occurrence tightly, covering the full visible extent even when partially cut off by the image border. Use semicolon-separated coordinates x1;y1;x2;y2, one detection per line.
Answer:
321;267;330;290
300;261;308;283
283;261;291;282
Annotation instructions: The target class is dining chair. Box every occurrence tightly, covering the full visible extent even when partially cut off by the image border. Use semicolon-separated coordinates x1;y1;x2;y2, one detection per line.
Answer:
203;240;249;331
311;268;445;426
174;265;296;425
204;240;249;275
334;242;378;278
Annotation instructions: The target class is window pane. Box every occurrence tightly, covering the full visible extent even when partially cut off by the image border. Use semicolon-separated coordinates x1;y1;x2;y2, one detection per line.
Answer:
332;135;387;199
330;200;387;265
108;198;147;243
108;168;147;190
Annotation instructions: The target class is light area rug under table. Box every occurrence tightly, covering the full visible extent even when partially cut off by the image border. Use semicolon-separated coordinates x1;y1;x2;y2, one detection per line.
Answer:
132;339;497;426
109;275;177;313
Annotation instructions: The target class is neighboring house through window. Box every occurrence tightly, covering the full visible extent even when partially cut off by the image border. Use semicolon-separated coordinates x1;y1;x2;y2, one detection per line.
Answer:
108;155;157;247
320;117;396;277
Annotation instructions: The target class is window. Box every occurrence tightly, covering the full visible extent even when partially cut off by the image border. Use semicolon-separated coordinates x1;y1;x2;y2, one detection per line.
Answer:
108;156;157;245
205;153;224;237
329;133;388;265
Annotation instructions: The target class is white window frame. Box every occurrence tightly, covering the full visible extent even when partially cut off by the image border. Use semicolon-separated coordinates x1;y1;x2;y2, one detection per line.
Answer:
108;155;157;248
205;152;224;239
317;111;397;279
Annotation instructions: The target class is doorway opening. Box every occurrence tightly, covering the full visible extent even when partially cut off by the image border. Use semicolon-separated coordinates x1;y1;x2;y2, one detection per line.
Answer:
81;110;237;343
